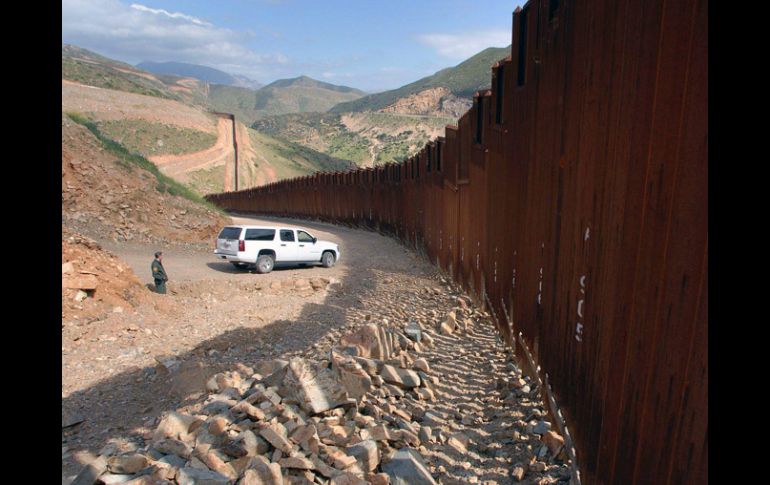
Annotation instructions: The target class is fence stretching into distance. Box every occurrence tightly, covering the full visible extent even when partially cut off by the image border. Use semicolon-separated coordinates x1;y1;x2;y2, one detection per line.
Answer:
209;112;238;191
207;0;707;482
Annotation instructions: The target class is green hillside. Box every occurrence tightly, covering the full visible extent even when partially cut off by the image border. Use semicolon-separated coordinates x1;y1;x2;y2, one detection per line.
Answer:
186;128;355;194
253;111;454;167
330;46;510;113
208;76;367;125
62;44;181;100
251;76;366;119
248;129;355;179
95;119;218;159
207;84;264;125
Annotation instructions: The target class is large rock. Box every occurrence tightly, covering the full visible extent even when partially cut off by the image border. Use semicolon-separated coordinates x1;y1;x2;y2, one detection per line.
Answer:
153;412;200;442
239;462;283;485
542;430;565;456
177;467;231;485
197;450;237;480
278;456;314;469
330;473;367;485
367;473;390;485
70;455;108;485
346;440;379;472
339;324;388;359
381;448;437;485
438;312;456;335
258;422;294;454
404;322;422;343
326;447;357;469
412;358;430;373
446;432;469;454
107;454;149;474
281;358;349;414
380;365;421;389
231;401;266;422
332;352;372;400
261;363;290;388
222;430;265;457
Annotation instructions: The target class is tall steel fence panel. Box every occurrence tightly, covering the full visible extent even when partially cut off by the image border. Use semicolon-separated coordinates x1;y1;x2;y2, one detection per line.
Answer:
205;0;707;482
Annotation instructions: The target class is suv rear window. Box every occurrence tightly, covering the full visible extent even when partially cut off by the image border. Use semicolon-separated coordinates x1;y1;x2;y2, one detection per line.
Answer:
245;229;276;241
280;230;295;242
218;227;242;240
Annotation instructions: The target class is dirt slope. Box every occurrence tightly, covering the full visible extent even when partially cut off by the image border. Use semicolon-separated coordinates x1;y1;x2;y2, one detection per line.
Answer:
62;80;217;133
236;121;278;188
61;113;230;246
62;227;160;323
379;87;473;118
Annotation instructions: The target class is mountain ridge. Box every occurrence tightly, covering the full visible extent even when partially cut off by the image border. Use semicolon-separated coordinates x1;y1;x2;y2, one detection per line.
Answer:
330;46;511;113
136;61;264;90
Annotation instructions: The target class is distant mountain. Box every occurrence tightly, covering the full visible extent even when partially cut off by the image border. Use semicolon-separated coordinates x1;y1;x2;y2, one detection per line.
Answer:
208;76;366;125
62;44;181;100
207;85;263;124
330;46;510;113
136;61;264;90
253;76;366;116
262;75;362;94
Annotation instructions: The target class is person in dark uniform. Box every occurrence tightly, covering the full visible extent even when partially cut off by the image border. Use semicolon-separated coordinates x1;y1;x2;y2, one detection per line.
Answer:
151;251;168;294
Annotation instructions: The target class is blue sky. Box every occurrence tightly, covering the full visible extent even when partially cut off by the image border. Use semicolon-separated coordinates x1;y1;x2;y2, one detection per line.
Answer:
62;0;524;92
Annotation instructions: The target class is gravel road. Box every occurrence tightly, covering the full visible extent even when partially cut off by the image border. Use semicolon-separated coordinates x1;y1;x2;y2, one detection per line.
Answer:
99;213;369;286
62;213;432;482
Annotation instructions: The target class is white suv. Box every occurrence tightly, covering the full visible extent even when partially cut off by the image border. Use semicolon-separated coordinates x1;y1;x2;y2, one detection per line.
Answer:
214;225;341;274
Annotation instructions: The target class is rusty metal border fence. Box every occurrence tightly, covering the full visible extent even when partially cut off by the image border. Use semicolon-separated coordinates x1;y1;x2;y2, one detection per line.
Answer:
206;0;707;482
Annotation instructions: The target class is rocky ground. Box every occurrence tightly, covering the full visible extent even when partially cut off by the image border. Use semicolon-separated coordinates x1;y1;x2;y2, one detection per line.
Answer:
378;87;472;118
63;213;572;485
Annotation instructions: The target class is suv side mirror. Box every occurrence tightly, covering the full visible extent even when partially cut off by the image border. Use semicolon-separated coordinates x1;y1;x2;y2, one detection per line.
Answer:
312;237;317;244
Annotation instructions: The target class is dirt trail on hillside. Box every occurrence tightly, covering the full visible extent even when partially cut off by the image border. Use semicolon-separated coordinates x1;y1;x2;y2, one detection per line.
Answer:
61;114;228;247
150;116;234;184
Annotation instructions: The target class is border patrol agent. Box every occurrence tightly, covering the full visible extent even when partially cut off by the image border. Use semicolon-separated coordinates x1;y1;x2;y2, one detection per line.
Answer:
151;251;168;294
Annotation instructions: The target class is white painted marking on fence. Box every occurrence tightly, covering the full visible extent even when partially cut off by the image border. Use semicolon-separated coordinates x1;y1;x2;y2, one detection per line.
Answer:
537;267;543;305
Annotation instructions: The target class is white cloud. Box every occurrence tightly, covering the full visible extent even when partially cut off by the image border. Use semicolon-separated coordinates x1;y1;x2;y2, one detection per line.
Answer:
62;0;288;81
129;4;212;26
417;30;511;61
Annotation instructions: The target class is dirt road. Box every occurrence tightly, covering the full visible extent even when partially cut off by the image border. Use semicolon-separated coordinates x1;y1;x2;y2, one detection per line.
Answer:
62;213;571;485
149;116;234;185
99;214;356;285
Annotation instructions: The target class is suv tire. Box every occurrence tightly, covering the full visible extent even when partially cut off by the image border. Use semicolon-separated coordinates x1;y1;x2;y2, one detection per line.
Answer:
256;254;275;274
321;251;336;268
